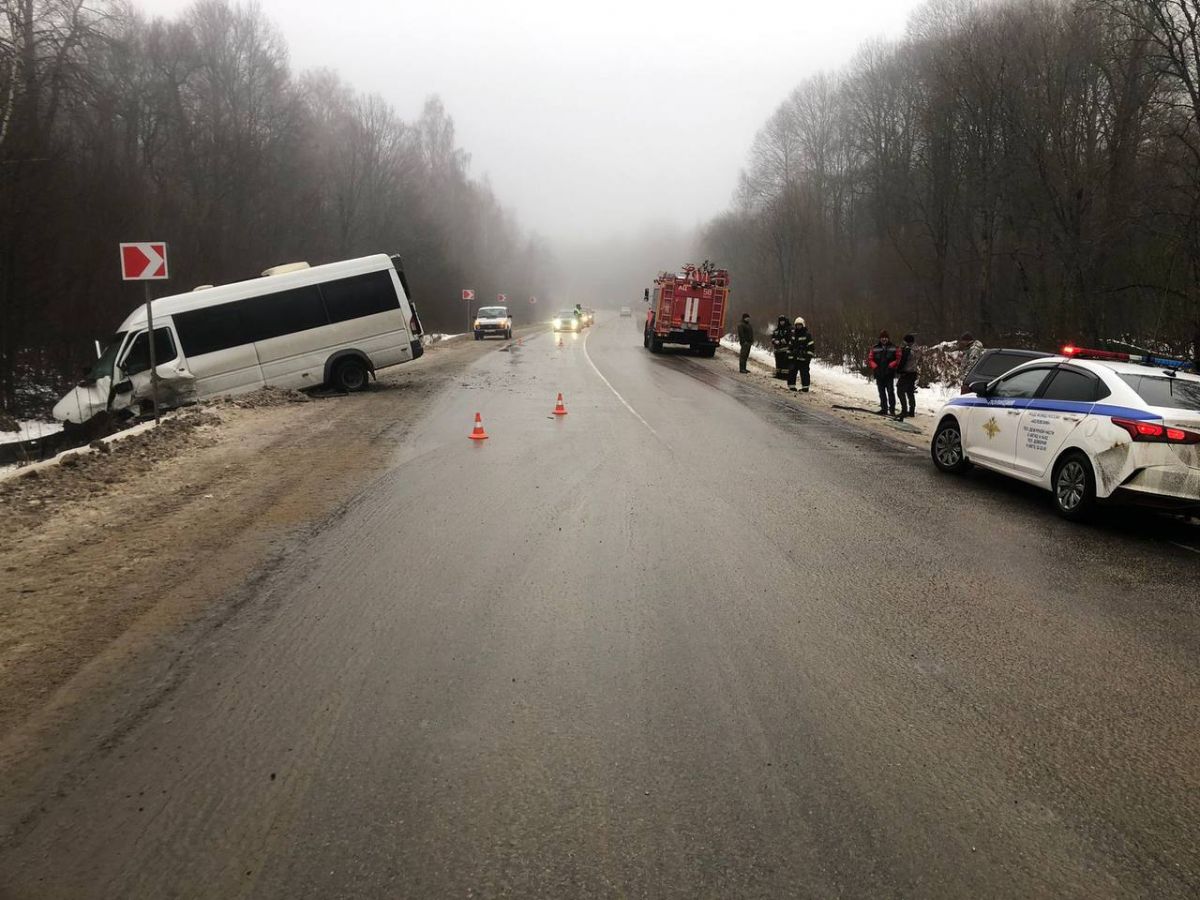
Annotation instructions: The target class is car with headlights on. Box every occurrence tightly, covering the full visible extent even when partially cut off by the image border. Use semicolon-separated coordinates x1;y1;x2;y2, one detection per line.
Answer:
473;306;512;340
930;346;1200;519
552;310;581;333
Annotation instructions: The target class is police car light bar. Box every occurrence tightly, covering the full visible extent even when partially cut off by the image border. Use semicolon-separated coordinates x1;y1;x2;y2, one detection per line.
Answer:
1061;345;1192;370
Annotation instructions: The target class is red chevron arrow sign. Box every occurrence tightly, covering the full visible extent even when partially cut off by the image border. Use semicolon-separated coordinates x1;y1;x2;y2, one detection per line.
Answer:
120;242;169;280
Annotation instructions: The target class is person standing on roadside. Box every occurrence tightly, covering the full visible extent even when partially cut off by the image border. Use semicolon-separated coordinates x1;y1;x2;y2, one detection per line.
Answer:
897;333;921;418
867;330;901;415
771;316;792;379
737;313;754;373
788;317;815;392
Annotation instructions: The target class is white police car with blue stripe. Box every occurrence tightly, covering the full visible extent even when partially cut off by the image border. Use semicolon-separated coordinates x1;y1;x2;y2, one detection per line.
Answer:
930;347;1200;519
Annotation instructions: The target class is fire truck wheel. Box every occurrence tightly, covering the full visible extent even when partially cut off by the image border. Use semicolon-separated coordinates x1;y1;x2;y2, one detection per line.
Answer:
698;345;717;358
649;336;663;353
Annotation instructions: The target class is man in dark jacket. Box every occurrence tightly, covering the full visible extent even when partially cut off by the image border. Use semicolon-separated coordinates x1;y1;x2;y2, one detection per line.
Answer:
737;313;754;373
771;316;792;379
788;317;815;392
896;333;921;417
866;330;900;415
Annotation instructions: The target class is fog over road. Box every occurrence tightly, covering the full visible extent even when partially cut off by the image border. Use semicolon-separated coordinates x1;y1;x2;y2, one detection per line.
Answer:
2;314;1198;898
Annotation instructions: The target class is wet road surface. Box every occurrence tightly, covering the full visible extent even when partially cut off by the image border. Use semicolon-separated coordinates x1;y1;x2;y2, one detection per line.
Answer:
2;315;1199;898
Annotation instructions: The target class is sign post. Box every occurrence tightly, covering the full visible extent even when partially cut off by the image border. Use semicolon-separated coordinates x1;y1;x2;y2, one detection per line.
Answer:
120;242;169;423
462;289;475;334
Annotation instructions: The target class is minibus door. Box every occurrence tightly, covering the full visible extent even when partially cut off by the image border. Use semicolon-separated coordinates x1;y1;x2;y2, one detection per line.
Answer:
116;324;196;414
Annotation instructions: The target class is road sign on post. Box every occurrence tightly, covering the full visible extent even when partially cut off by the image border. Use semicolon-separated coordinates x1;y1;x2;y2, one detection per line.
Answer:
529;296;537;305
462;289;476;333
119;242;169;423
497;293;507;303
120;243;169;281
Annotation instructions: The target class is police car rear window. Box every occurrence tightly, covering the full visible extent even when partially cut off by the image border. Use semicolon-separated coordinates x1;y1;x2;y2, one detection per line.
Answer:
974;352;1043;379
1120;375;1200;411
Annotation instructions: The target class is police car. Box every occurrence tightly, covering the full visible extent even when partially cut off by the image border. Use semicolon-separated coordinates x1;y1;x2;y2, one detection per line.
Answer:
930;346;1200;519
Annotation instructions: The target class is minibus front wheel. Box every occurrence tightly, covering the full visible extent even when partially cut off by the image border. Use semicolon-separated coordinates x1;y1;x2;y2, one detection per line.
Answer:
331;357;370;393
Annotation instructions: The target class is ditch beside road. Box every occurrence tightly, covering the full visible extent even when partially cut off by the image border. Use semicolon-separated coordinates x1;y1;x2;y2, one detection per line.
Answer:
0;332;533;778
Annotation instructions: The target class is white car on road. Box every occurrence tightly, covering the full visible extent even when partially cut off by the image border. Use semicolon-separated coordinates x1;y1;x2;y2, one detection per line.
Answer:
931;347;1200;518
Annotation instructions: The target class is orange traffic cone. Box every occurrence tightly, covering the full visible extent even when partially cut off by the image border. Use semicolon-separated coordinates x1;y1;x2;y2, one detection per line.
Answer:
553;393;568;416
557;336;564;348
468;412;489;440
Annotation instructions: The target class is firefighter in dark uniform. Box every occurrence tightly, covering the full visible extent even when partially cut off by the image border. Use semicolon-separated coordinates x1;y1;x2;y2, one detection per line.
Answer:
771;316;792;379
788;317;814;392
867;330;901;415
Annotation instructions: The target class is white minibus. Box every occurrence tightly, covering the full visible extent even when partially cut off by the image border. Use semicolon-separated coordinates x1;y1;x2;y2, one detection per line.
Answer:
54;253;424;425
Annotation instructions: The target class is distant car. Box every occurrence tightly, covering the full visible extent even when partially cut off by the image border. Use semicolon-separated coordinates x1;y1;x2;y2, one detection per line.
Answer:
931;347;1200;519
473;306;512;340
961;348;1054;392
620;306;632;317
553;311;581;333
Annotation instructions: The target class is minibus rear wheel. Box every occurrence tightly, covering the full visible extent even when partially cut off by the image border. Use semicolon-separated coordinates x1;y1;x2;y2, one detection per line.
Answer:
332;357;369;392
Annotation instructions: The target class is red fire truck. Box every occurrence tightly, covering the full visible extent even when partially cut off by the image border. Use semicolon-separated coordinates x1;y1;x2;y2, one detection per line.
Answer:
643;262;729;356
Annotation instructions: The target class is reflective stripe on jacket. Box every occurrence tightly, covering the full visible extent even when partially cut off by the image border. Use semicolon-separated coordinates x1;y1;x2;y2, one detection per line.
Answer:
867;343;900;376
790;329;815;361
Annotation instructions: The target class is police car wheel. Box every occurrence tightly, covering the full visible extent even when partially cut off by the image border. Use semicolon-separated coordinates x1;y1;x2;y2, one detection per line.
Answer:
1053;452;1096;519
932;419;970;473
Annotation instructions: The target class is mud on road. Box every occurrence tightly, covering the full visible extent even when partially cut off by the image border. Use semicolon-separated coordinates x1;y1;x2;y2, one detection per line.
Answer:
0;334;519;775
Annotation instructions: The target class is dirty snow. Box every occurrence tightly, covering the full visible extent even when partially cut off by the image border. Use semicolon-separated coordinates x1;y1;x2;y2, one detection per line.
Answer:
421;333;463;345
206;386;311;410
719;336;957;409
0;420;63;445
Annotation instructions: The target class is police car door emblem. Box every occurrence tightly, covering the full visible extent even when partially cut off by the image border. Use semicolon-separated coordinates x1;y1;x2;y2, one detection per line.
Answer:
983;417;1001;439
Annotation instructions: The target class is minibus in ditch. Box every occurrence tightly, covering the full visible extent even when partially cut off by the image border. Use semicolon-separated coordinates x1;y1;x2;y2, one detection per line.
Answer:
53;253;424;425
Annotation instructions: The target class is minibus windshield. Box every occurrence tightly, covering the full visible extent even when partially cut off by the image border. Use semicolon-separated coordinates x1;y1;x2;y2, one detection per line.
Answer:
85;333;126;382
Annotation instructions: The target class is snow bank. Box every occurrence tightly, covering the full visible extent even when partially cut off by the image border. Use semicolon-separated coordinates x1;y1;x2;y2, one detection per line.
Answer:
421;333;463;346
719;336;958;408
0;420;63;446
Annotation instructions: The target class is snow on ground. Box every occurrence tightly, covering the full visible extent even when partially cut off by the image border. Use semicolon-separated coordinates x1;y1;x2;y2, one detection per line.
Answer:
719;336;957;409
421;333;463;346
0;420;63;446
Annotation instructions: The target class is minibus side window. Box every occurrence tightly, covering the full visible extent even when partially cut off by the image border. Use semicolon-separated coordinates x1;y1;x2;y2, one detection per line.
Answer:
240;286;328;342
122;327;178;376
321;271;402;323
175;303;246;357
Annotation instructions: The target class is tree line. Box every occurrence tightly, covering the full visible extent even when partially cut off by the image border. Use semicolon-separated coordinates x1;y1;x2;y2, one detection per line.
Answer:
700;0;1200;367
0;0;553;413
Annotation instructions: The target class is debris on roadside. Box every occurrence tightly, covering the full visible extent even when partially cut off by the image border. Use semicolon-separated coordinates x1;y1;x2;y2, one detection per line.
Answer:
0;410;221;530
207;386;311;410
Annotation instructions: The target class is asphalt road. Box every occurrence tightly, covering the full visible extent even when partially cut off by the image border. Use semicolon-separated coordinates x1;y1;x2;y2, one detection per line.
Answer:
3;314;1199;899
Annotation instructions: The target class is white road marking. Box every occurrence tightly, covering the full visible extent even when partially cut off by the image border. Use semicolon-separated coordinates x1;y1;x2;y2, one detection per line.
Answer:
1170;541;1200;554
581;324;664;442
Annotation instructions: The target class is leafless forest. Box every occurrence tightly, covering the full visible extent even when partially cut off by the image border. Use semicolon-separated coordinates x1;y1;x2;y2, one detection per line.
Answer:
5;0;1200;414
701;0;1200;364
0;0;553;413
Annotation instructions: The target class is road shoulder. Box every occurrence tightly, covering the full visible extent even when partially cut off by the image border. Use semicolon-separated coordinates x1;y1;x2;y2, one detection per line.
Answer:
0;333;529;803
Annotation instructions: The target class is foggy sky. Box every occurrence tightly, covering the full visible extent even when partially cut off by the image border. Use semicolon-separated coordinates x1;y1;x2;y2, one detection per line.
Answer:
136;0;920;244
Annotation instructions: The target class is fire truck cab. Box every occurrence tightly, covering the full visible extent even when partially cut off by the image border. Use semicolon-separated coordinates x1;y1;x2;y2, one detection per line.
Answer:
643;263;729;357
